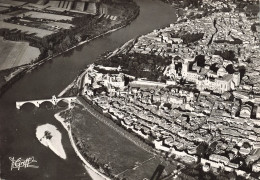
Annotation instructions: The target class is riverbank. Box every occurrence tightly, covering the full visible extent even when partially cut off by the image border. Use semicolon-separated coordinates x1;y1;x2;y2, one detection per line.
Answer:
58;38;137;98
0;1;180;179
66;1;260;179
54;109;110;180
0;3;140;98
59;101;179;179
0;24;128;97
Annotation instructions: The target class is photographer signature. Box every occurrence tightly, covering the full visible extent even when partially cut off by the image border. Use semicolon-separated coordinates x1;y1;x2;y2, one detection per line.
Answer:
9;157;39;171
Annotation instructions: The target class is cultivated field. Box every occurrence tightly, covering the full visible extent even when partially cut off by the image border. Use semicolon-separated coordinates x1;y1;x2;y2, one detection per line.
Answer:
47;21;74;29
0;21;54;37
0;3;12;7
47;1;60;8
22;3;48;10
75;2;85;12
18;11;74;21
0;6;8;12
42;1;73;12
44;1;96;14
0;37;40;70
36;0;46;5
6;9;28;16
0;14;11;21
47;1;69;9
0;0;26;6
86;3;97;14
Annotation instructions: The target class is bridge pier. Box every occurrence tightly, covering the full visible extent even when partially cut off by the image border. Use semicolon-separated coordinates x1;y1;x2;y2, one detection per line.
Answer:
35;102;40;108
68;100;72;109
16;102;21;110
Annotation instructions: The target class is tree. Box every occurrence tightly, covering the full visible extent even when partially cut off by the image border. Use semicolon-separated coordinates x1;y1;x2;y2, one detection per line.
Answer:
242;142;251;149
44;131;52;140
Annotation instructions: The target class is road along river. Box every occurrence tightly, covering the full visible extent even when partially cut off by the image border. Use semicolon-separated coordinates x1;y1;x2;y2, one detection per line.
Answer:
0;1;176;179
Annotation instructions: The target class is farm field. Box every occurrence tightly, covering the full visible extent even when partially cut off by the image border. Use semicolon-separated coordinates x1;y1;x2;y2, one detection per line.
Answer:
0;0;25;7
18;11;74;21
36;0;46;5
47;1;60;8
0;21;54;37
22;3;49;10
0;14;11;21
0;3;13;7
6;9;28;16
46;21;74;29
85;3;97;14
74;2;85;12
0;37;40;70
0;6;8;12
45;1;96;14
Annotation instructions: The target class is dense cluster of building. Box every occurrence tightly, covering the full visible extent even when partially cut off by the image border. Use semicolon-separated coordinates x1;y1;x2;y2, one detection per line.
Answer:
130;9;260;93
164;58;241;94
77;1;260;179
81;62;260;178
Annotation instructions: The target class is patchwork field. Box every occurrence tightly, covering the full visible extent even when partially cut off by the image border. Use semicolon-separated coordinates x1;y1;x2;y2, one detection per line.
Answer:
0;3;12;7
47;21;74;29
74;2;85;12
18;11;74;21
0;10;74;38
86;3;97;14
47;1;60;8
0;14;11;21
0;6;8;12
0;37;40;70
36;0;46;5
0;21;54;37
0;0;26;7
44;1;97;14
5;9;28;16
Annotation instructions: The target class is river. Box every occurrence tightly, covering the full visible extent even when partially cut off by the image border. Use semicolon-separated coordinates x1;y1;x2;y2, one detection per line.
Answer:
0;1;176;179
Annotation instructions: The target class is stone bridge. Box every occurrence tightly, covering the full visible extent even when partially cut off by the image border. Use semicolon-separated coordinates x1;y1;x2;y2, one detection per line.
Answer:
16;95;77;110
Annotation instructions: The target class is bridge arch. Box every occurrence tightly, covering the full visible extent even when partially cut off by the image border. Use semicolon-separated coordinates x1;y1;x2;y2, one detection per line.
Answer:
17;101;44;109
57;98;76;108
39;101;54;109
16;101;38;110
16;97;77;110
57;99;69;108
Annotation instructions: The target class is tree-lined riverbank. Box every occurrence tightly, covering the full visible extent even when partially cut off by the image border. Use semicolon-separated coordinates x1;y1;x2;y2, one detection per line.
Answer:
0;0;140;97
0;1;178;179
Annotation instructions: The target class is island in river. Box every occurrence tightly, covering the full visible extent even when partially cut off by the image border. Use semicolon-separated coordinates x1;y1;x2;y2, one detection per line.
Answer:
60;0;260;179
36;124;66;160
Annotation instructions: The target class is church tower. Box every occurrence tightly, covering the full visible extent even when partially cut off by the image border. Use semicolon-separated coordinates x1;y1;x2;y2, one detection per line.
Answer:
233;72;240;87
182;60;189;78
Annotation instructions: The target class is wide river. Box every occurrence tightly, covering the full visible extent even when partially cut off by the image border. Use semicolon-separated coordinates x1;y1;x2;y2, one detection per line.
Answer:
0;1;176;179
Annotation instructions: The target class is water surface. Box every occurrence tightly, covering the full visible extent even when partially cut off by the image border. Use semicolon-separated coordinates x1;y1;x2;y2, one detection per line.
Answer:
0;1;176;179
